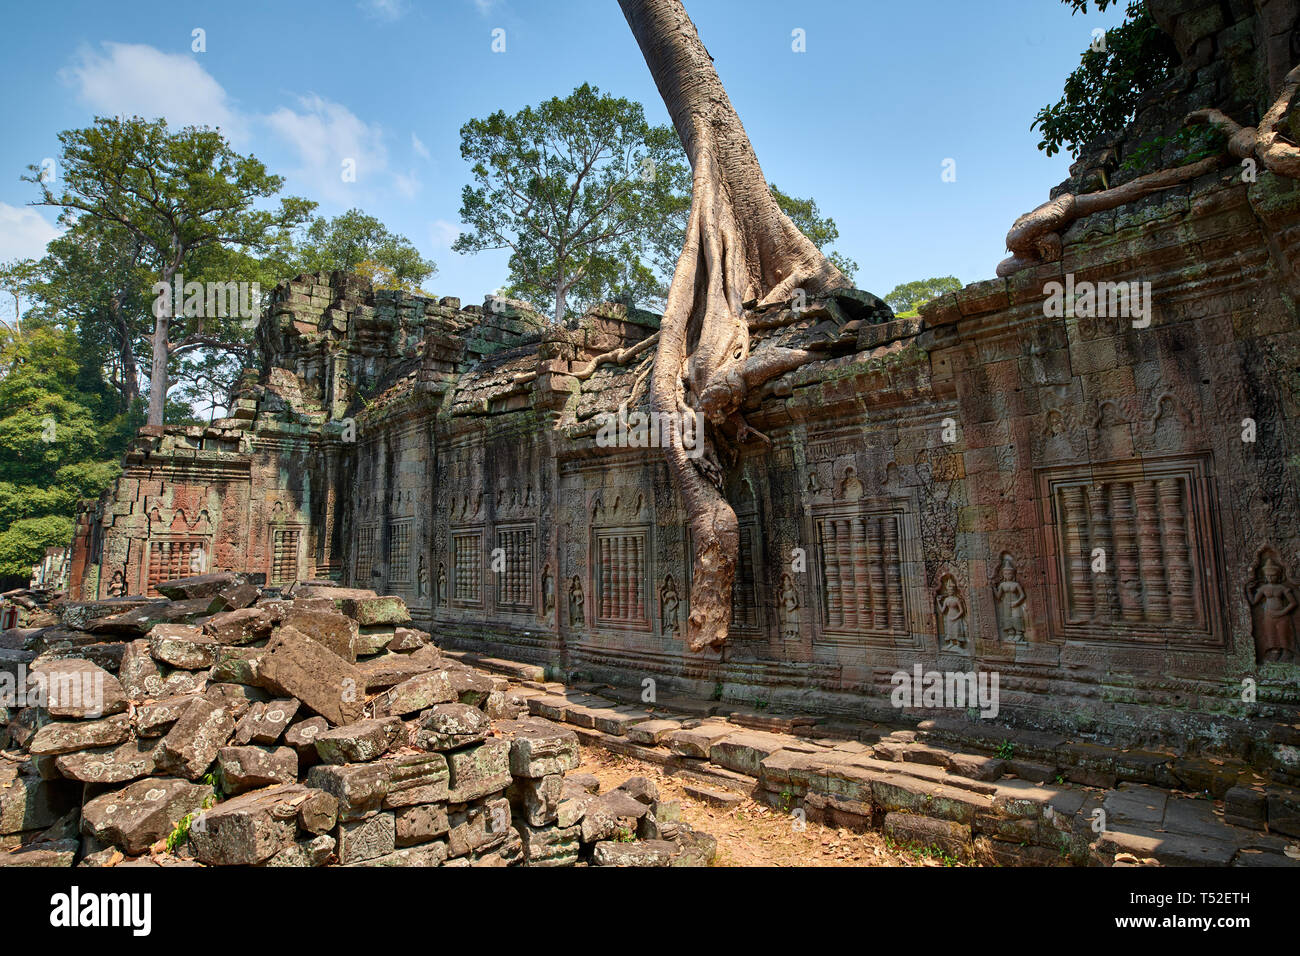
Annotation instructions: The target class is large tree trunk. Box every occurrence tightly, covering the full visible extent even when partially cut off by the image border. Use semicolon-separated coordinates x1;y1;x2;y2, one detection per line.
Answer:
108;293;140;412
618;0;847;650
147;314;168;426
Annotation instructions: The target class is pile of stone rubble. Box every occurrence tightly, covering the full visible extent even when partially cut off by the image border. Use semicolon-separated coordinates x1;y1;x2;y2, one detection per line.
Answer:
0;573;714;867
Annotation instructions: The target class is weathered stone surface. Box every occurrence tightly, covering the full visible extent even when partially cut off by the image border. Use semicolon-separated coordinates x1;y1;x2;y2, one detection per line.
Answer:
82;777;210;855
206;583;260;614
507;773;563;827
190;784;305;865
3;839;79;867
297;789;338;834
258;625;364;727
284;715;329;760
157;697;236;779
305;762;389;821
281;607;358;663
28;713;131;756
581;791;649;843
884;811;973;858
671;822;718;866
266;833;335;867
233;698;299;745
446;738;511;803
447;667;493;706
395;803;450;846
118;640;163;699
592;839;677;866
387;627;429;653
134;694;199;737
382;752;450;808
340;595;410;627
148;625;220;670
86;598;211;635
358;841;450;866
0;763;75;835
496;718;580;778
373;670;455;718
336;811;396;864
626;718;681;745
515;821;580;866
447;797;511;858
313;717;404;764
203;607;273;646
155;572;238;600
414;702;489;750
55;738;160;784
28;658;127;718
217;745;298;794
667;723;733;758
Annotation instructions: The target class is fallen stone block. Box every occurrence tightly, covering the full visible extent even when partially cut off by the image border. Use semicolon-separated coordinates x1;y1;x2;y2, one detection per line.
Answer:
885;811;973;859
340;595;410;627
297;789;338;834
0;764;76;835
118;640;164;699
507;773;563;827
203;607;273;646
1;838;79;867
382;752;450;808
447;739;512;803
447;798;511;858
305;762;389;821
81;777;210;855
266;833;335;867
666;722;733;758
515;822;580;866
592;839;676;866
581;791;649;844
86;598;212;636
148;625;220;670
234;698;300;745
413;703;489;750
373;670;455;717
217;746;298;794
314;717;404;764
134;694;199;737
55;738;160;784
206;583;260;614
281;607;358;663
28;713;132;756
155;572;238;601
683;782;743;809
358;841;450;867
285;716;329;763
396;803;450;846
258;625;365;727
29;658;127;718
336;811;396;864
496;718;580;778
190;783;306;865
157;697;236;780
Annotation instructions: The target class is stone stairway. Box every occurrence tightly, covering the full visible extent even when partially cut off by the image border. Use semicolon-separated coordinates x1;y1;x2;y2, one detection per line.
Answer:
443;649;1300;867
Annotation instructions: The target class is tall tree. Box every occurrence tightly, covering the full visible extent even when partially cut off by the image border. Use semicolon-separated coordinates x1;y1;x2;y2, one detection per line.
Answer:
885;276;963;315
454;83;690;320
296;208;437;294
619;0;851;650
27;116;315;425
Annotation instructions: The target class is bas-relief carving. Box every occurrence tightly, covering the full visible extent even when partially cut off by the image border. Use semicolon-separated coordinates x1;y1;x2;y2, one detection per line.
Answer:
1246;548;1299;664
660;574;681;639
568;575;585;627
990;552;1030;643
935;573;969;650
778;572;801;641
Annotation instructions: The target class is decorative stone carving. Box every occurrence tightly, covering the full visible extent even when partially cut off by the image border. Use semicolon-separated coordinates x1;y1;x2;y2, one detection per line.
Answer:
106;569;126;598
935;574;968;650
815;508;907;636
660;574;681;639
541;564;554;616
436;562;446;607
778;572;800;641
417;553;429;600
1246;548;1299;664
839;466;864;500
990;553;1028;643
568;575;584;627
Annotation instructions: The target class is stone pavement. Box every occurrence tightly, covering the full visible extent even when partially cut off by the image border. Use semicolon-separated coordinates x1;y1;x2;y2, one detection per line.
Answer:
444;649;1300;867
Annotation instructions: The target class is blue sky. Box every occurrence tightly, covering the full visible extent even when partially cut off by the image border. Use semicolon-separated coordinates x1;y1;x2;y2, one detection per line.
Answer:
0;0;1127;317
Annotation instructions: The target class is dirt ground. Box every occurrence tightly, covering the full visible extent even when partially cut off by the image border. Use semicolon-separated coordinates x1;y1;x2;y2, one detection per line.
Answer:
579;746;963;867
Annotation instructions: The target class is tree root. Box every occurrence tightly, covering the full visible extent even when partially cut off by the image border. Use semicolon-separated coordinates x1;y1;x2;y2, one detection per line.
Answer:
1186;64;1300;180
570;331;660;380
997;64;1299;278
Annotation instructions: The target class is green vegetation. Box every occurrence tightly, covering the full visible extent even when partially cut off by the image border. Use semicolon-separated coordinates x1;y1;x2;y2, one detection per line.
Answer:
1032;0;1178;159
884;276;962;316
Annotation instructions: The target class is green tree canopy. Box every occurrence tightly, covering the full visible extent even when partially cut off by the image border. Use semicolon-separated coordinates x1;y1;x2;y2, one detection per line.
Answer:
295;208;436;294
884;276;963;315
27;115;315;425
1032;0;1178;158
453;83;691;319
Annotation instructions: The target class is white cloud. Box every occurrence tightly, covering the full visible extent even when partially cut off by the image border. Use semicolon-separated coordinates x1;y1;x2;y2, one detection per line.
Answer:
473;0;499;15
411;132;430;160
430;219;462;248
264;93;418;205
62;42;246;142
0;203;60;263
361;0;409;21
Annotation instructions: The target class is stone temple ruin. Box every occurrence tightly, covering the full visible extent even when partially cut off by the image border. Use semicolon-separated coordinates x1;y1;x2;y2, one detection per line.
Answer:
2;0;1299;866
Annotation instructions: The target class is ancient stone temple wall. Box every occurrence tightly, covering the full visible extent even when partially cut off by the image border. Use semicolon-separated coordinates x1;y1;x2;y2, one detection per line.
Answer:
67;0;1300;768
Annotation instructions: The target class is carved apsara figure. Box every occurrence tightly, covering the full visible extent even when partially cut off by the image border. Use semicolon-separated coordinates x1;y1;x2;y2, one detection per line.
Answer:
541;564;554;616
778;572;800;641
661;574;681;638
1246;553;1298;663
936;574;968;650
436;562;446;607
569;575;584;627
106;569;126;598
991;553;1028;643
417;554;429;600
